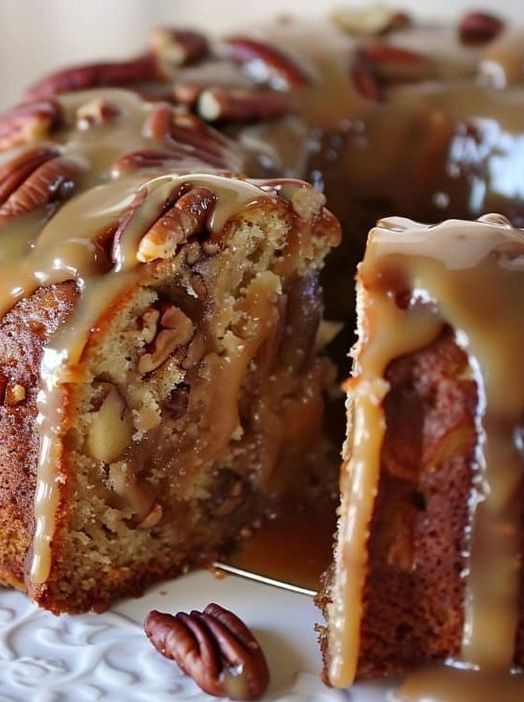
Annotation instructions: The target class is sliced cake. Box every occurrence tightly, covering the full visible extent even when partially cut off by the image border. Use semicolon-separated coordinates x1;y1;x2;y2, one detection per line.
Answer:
319;214;524;688
0;88;340;613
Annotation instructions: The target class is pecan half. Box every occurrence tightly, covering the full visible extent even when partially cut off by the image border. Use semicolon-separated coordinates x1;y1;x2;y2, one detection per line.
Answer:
138;304;194;374
137;186;216;263
0;99;63;151
22;54;164;101
351;61;383;101
459;11;505;45
150;27;209;67
144;103;241;169
0;147;80;224
224;36;310;89
144;603;270;700
352;43;430;99
111;148;186;176
197;87;293;122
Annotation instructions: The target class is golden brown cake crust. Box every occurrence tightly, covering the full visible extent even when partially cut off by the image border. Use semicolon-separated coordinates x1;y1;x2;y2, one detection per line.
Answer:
0;282;77;589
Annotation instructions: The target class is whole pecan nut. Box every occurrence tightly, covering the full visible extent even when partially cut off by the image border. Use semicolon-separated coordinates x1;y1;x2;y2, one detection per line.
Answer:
144;603;270;700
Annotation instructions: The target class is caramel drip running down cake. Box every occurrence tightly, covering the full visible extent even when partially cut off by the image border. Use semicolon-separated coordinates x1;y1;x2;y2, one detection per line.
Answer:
319;214;524;699
0;87;340;612
12;8;524;326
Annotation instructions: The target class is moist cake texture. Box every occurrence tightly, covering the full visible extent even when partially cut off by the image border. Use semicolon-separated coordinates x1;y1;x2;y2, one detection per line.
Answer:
0;87;340;613
320;214;524;694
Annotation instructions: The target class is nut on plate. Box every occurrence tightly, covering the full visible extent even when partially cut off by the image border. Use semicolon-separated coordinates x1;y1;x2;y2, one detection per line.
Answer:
144;603;270;700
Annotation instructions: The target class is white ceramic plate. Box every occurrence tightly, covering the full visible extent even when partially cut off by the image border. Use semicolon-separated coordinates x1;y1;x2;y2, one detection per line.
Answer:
0;571;393;701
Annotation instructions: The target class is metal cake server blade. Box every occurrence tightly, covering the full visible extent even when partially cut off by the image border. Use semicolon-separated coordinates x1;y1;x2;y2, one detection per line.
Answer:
213;506;335;598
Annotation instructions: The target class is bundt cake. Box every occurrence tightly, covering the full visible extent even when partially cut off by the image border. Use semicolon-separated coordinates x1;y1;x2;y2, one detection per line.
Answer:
0;87;340;613
1;4;524;696
319;214;524;697
15;7;524;326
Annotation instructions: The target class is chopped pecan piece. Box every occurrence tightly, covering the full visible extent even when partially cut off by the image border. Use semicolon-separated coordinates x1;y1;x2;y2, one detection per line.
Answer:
224;36;311;89
0;99;63;151
332;5;411;36
137;186;216;263
197;87;293;122
173;81;205;107
0;147;80;224
87;385;133;463
22;54;165;101
164;382;190;420
76;98;120;129
144;603;270;700
137;502;163;529
138;304;194;374
150;27;209;66
5;383;26;406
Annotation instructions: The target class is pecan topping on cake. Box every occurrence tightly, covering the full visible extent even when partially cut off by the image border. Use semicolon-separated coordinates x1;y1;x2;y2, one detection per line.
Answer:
224;36;311;89
197;87;294;122
0;147;80;224
22;54;165;101
150;27;209;67
459;11;505;45
0;99;63;151
136;186;216;263
144;604;270;700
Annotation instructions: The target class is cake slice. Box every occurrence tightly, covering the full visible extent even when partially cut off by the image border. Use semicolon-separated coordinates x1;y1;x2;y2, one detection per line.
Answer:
0;88;340;613
319;214;524;685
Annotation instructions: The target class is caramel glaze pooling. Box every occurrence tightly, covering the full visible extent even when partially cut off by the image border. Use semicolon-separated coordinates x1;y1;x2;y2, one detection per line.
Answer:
329;213;524;697
16;16;524;323
0;87;331;585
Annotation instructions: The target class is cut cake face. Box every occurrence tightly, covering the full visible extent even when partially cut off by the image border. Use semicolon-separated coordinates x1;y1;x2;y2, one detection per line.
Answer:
0;87;340;613
321;214;524;685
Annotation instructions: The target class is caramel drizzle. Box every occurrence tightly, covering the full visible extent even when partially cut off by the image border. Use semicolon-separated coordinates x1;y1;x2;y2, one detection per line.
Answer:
0;86;315;586
30;172;271;585
329;214;524;688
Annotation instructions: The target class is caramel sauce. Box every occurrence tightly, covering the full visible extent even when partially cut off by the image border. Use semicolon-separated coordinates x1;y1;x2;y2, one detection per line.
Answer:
329;214;524;697
229;502;337;592
1;15;524;699
0;84;323;585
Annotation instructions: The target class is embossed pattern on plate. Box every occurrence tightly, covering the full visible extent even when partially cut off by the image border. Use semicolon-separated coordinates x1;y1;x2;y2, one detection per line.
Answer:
0;570;391;701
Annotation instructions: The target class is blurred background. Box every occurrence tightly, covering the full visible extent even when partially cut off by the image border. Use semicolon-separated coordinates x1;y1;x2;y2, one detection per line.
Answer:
0;0;521;108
